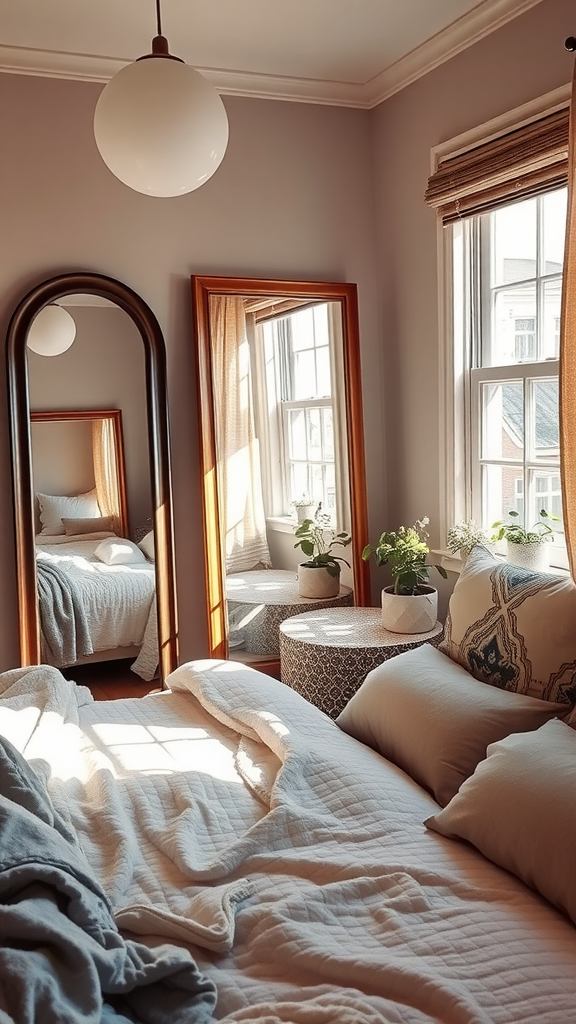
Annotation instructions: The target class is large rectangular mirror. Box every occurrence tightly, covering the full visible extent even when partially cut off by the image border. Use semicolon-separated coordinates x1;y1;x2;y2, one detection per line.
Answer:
191;275;370;676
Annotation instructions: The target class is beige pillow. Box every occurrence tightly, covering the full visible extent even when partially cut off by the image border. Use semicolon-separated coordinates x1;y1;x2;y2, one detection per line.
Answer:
425;719;576;925
62;516;116;536
37;488;101;536
137;530;155;561
439;544;576;704
335;644;566;806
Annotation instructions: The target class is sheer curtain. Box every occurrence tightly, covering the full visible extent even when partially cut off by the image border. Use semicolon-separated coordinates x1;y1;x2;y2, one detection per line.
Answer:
210;295;271;574
92;418;122;534
561;63;576;578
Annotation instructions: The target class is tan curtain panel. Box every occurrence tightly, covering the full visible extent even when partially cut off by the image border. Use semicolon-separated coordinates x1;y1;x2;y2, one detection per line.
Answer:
92;417;122;534
560;65;576;579
425;107;569;224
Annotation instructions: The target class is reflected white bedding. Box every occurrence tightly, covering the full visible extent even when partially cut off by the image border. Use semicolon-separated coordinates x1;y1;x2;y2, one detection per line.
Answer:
36;536;156;668
2;661;575;1024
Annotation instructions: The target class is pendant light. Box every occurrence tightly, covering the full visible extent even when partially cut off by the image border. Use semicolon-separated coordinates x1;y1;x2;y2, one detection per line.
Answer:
94;0;229;198
27;305;76;357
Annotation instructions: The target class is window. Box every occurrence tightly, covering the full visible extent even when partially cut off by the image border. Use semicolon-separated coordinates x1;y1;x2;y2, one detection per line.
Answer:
255;302;341;522
426;97;570;570
454;188;566;566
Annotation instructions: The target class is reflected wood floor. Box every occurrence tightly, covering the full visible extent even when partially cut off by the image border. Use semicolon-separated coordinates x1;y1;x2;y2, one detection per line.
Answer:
62;659;162;701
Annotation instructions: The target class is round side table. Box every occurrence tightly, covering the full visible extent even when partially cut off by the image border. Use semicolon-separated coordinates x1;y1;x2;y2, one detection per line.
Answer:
226;570;353;656
279;607;444;718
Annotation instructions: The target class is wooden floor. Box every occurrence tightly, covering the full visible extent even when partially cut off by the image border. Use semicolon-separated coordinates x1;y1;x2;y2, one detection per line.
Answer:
62;659;162;700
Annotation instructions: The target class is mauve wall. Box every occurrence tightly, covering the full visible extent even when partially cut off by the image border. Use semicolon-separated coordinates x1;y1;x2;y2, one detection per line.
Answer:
0;74;381;669
371;0;574;611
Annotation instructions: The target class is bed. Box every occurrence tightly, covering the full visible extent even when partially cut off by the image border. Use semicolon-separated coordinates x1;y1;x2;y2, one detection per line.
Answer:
3;544;576;1023
36;532;158;680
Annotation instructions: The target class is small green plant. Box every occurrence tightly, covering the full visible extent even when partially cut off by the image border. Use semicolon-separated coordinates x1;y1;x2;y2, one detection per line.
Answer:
362;516;448;596
293;504;352;577
491;509;560;545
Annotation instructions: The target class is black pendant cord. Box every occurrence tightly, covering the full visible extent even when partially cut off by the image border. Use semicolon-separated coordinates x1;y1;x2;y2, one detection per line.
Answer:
156;0;163;37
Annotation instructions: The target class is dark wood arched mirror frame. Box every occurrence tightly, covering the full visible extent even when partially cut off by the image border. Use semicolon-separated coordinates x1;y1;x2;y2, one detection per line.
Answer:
6;271;179;683
191;274;370;675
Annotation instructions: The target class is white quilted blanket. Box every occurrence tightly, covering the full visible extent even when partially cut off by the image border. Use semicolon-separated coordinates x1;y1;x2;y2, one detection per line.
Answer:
37;538;157;675
1;661;575;1024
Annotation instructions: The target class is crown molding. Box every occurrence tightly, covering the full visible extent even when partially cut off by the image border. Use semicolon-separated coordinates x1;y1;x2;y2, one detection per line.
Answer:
364;0;544;107
0;0;544;109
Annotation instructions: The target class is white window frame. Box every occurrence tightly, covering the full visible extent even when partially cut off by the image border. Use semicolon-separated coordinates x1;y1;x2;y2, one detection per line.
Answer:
434;84;570;564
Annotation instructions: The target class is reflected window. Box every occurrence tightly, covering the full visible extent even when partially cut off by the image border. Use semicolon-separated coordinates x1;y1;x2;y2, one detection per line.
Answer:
255;302;343;523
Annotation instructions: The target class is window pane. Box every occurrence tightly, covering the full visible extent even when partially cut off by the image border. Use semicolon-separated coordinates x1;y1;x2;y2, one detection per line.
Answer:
532;379;559;461
293;350;316;399
316;347;331;397
492;199;537;288
288;409;307;459
313;305;330;346
543;189;566;271
482;463;524;526
481;381;524;459
307;408;322;461
290;308;314;351
542;277;562;358
291;463;309;501
491;283;536;366
322;408;334;460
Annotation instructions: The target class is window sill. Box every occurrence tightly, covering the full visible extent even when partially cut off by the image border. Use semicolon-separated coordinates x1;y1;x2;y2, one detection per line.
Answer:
431;548;570;578
267;516;297;534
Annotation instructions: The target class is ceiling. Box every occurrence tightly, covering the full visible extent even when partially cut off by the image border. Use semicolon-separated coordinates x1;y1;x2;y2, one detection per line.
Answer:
0;0;542;108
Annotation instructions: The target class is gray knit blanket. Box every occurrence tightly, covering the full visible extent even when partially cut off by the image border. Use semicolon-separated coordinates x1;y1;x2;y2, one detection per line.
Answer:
0;731;217;1024
36;554;93;665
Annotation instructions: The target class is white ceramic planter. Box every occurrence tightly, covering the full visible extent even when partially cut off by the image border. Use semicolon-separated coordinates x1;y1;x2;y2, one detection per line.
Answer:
506;540;549;571
298;563;340;599
381;585;438;634
295;505;316;524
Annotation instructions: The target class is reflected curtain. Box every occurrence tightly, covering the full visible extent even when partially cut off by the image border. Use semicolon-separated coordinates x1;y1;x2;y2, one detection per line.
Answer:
92;418;121;534
561;63;576;579
209;295;271;574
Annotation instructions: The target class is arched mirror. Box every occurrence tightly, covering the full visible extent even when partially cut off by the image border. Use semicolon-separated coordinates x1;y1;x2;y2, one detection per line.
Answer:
191;275;370;676
6;272;178;685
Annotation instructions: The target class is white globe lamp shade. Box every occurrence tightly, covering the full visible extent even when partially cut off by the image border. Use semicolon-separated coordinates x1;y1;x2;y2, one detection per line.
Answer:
94;56;229;197
27;306;76;357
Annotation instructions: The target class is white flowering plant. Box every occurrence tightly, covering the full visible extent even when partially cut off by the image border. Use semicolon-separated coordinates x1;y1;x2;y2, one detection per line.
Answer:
447;519;490;557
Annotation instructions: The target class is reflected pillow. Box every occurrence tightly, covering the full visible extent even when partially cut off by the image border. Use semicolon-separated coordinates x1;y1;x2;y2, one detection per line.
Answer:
439;543;576;704
94;537;147;566
37;489;100;536
137;530;155;561
336;644;567;807
425;719;576;926
62;516;116;536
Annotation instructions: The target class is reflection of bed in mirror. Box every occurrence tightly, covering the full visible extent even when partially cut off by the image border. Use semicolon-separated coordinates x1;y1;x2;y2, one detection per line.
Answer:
31;410;158;681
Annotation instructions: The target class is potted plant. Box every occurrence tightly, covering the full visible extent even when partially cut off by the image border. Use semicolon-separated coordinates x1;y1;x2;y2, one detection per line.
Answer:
490;509;559;570
362;516;447;633
294;504;352;598
446;519;491;559
291;493;316;524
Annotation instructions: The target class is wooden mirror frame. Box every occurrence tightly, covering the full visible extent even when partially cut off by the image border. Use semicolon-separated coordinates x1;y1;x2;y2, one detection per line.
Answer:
30;409;129;538
6;272;179;682
191;274;370;671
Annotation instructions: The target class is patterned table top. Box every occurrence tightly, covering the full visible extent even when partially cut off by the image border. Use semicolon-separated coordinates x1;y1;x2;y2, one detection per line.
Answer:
226;569;352;607
279;606;443;649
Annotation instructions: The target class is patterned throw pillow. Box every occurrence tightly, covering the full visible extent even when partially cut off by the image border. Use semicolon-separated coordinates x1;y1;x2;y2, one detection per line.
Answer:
439;544;576;705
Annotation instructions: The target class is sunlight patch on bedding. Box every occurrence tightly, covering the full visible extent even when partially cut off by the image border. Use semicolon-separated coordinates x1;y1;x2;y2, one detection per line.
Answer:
0;705;41;751
91;721;244;783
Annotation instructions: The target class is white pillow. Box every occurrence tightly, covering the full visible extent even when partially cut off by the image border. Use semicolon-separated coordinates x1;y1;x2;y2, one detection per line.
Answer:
94;537;147;566
336;644;568;806
137;530;155;561
425;719;576;926
37;489;100;536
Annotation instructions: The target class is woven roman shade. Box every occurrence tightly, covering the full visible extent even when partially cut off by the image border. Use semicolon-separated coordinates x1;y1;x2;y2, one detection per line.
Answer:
425;107;569;223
